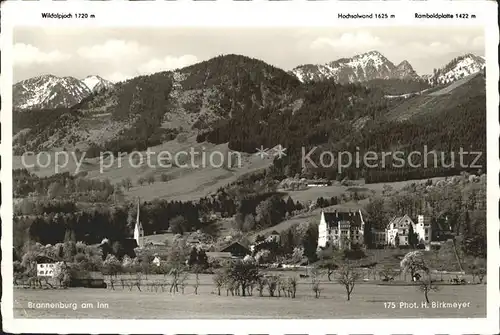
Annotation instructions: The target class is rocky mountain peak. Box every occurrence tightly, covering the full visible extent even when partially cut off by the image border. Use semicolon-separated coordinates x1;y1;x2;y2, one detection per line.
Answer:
427;53;485;85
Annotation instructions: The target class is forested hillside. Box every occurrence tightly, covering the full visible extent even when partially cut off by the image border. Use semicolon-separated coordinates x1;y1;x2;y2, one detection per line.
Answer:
14;54;486;183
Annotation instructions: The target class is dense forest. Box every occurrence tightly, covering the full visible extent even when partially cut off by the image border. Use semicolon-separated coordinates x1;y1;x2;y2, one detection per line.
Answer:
362;78;431;95
197;79;388;152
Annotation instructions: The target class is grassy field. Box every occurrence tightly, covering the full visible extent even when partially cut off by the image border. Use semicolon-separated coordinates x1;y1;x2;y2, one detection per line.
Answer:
280;176;448;204
14;279;486;319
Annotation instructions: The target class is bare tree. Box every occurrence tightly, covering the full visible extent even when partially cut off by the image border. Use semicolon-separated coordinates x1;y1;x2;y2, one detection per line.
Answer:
257;277;266;297
418;273;440;303
192;266;201;295
213;270;226;296
310;267;323;298
226;260;260;297
169;266;183;293
225;278;239;296
289;276;298;298
337;263;361;301
132;274;142;291
477;269;486;283
109;277;115;290
379;265;400;282
311;281;321;298
266;275;279;297
472;268;486;284
326;261;338;281
178;272;189;294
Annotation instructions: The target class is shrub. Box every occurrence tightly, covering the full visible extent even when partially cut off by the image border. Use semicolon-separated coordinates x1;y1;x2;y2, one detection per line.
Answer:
160;173;172;182
75;241;86;254
343;249;366;260
146;174;156;185
13;260;25;274
74;253;88;263
102;254;122;277
176;133;188;143
137;177;146;186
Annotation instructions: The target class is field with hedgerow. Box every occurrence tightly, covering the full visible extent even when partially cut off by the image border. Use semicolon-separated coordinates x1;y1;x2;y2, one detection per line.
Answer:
14;276;485;319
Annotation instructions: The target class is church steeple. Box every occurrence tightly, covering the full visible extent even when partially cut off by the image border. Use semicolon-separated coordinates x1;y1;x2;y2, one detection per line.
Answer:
133;197;144;248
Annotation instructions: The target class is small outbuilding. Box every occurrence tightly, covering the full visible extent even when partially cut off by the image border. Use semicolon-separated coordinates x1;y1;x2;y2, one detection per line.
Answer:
219;242;251;258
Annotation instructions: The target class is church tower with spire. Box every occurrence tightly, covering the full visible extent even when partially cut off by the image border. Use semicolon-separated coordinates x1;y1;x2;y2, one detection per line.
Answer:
133;198;144;248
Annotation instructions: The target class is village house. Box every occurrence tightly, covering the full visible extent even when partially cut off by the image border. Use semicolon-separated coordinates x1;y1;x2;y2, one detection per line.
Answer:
385;214;414;246
35;255;57;278
206;241;251;261
385;214;432;248
318;210;365;250
265;230;281;243
220;241;251;258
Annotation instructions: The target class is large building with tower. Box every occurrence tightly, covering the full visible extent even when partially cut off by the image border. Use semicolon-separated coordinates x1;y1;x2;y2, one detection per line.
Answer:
318;210;365;249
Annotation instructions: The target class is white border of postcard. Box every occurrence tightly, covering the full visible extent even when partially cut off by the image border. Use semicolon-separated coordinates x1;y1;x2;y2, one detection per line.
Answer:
1;1;499;334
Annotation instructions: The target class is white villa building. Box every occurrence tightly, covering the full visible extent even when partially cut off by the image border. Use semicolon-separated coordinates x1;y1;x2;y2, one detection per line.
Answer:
385;214;413;246
385;214;432;248
318;210;365;249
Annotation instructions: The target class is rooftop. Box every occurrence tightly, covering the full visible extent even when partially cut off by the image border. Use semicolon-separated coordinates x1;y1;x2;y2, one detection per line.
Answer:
322;210;363;228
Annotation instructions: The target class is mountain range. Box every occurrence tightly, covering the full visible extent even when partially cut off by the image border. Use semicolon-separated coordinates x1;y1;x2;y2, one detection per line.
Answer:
291;51;420;83
291;51;485;86
13;75;113;110
12;51;486;175
13;51;485;112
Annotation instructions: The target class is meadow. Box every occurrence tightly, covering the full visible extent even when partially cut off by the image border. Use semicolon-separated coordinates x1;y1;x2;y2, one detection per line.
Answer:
281;176;448;204
13;136;273;202
14;275;486;319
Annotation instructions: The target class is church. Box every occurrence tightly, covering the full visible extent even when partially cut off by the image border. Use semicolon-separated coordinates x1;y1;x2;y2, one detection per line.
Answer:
133;199;144;249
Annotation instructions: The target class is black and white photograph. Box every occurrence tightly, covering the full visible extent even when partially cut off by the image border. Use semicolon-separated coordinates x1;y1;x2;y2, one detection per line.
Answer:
9;25;489;318
1;1;498;333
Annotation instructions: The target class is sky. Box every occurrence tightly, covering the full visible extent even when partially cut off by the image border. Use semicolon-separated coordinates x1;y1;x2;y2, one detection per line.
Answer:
13;27;484;83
